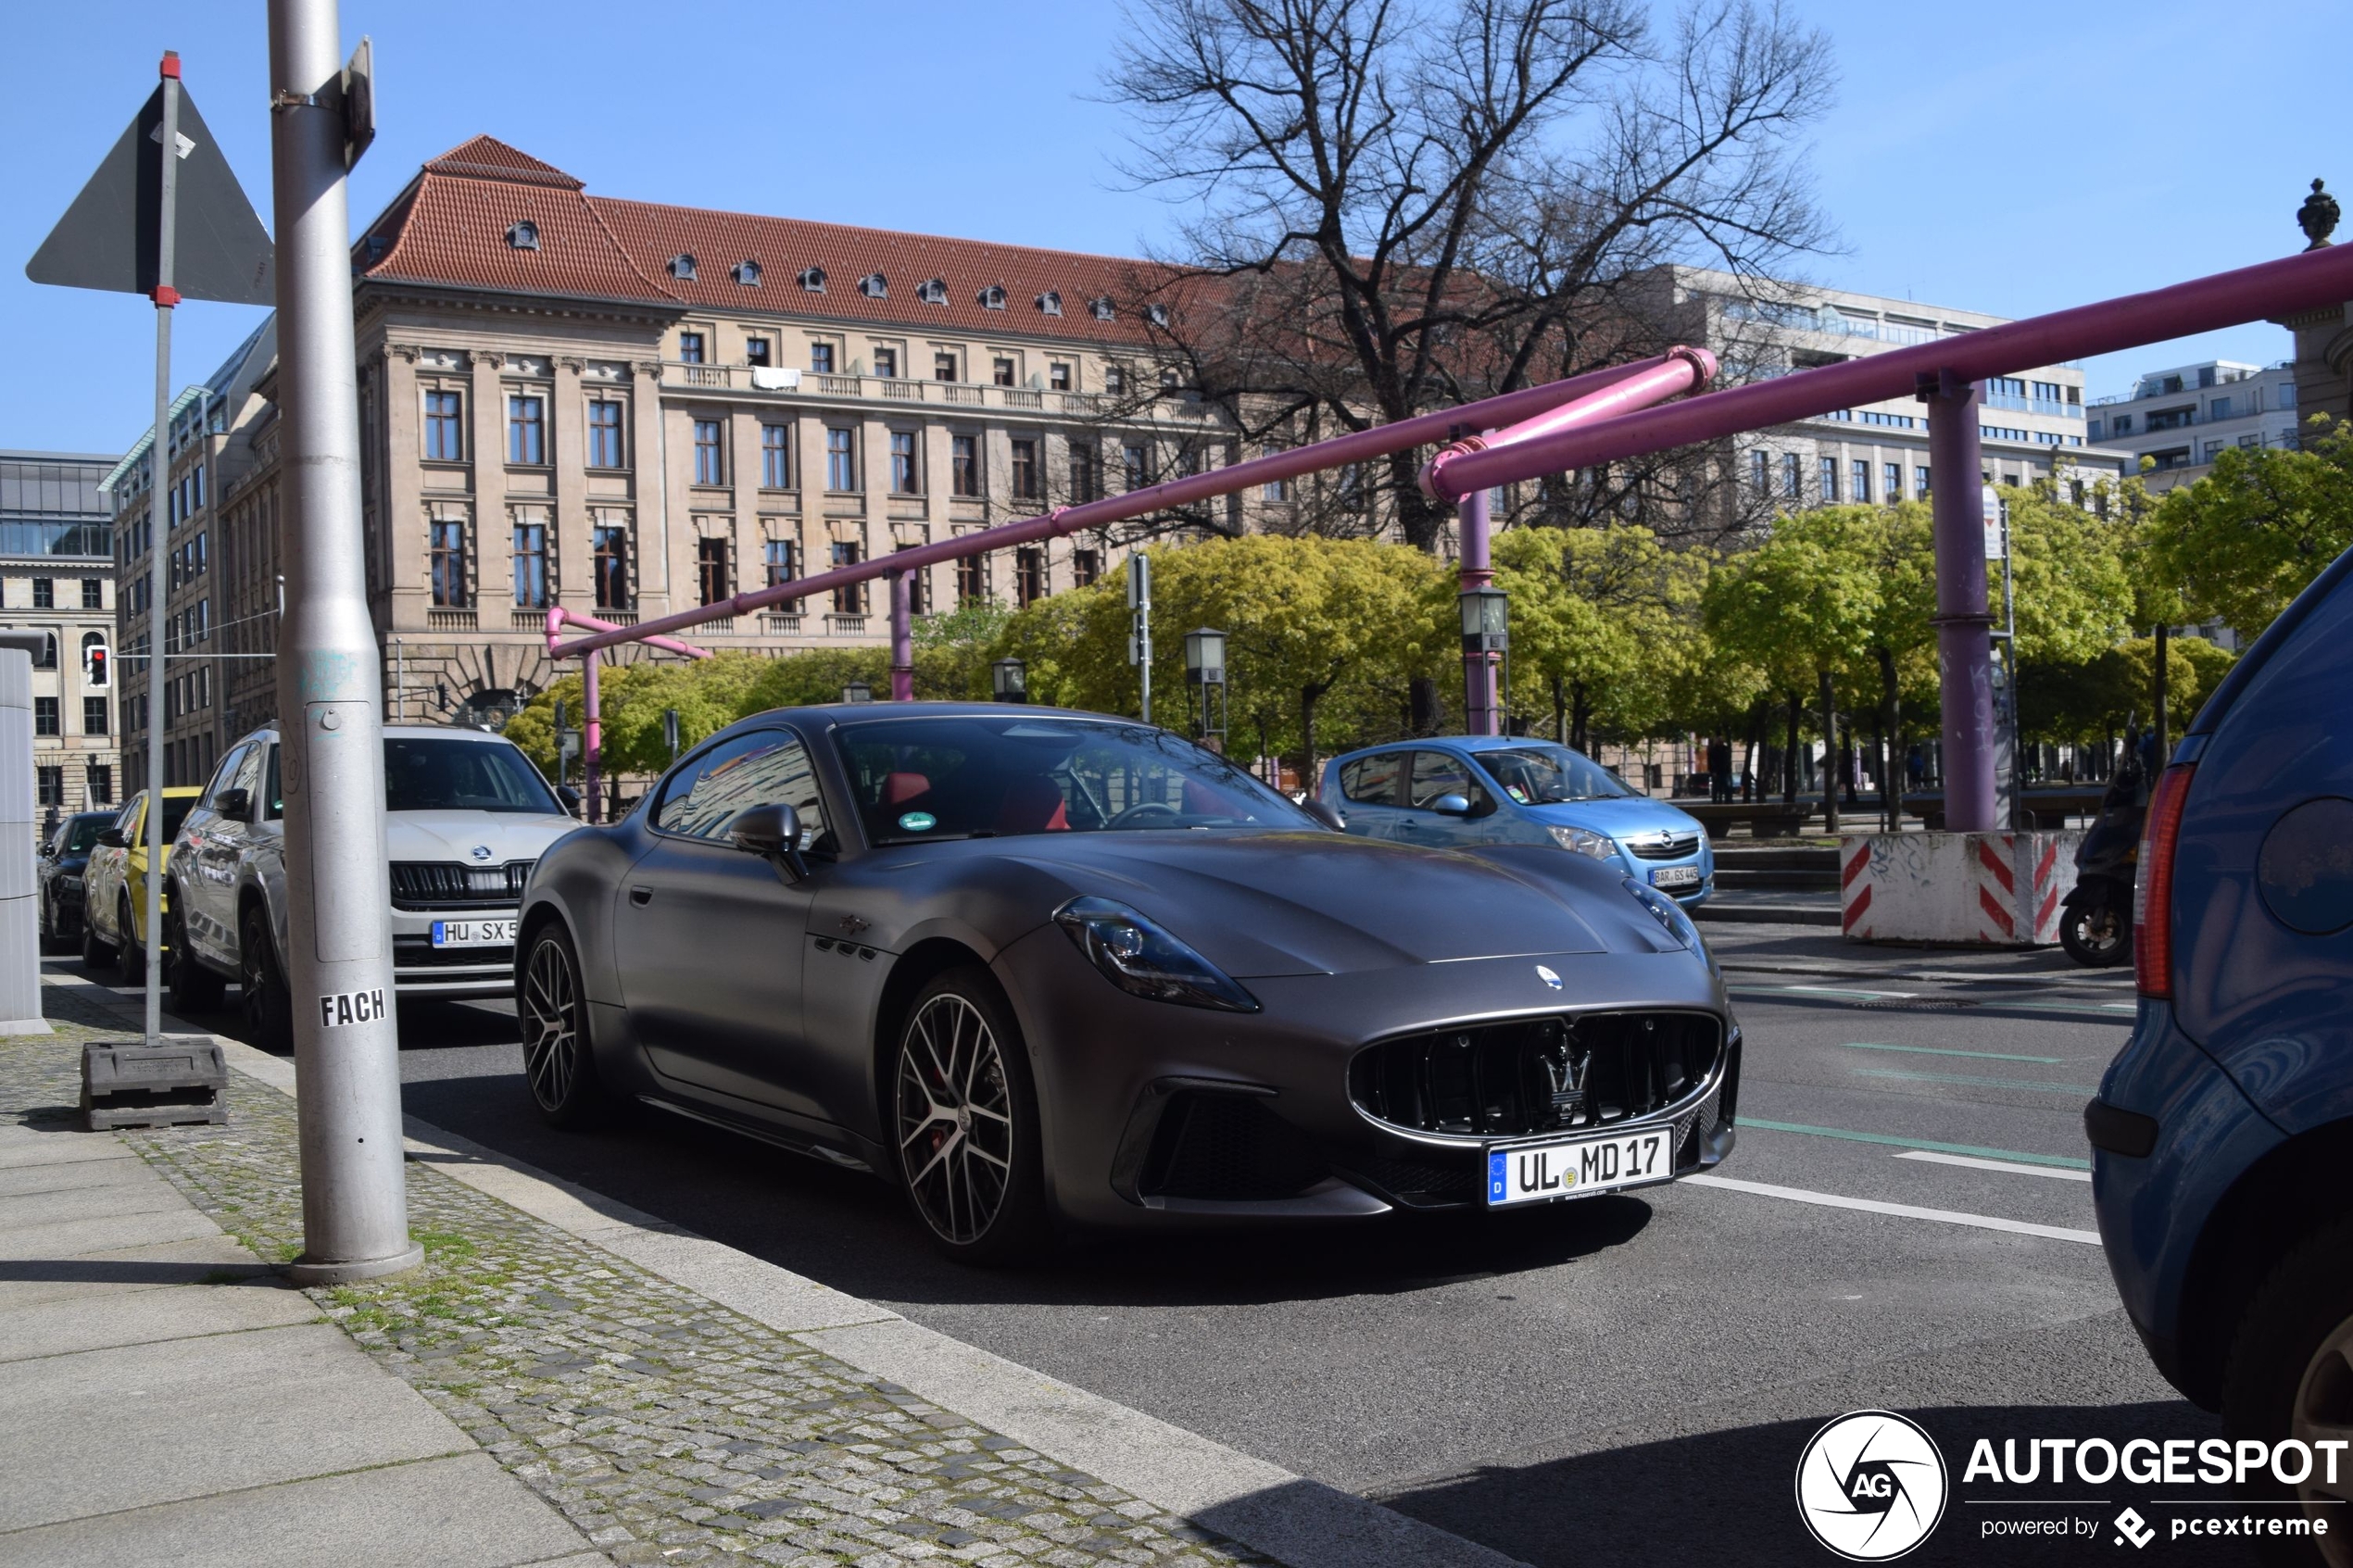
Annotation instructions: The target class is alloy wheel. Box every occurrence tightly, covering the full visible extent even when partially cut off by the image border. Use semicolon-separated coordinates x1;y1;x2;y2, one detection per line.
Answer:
520;935;581;1113
895;993;1015;1246
2291;1312;2353;1564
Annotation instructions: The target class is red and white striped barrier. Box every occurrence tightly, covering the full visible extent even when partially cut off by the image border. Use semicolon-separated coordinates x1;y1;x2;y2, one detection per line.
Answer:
1839;832;2081;946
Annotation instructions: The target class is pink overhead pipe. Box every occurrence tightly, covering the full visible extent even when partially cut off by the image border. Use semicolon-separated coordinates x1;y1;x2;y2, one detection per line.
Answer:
547;353;1708;661
542;607;713;824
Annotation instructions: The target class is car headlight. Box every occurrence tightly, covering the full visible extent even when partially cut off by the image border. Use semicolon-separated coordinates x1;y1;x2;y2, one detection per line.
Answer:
1547;824;1618;860
1626;876;1705;954
1052;896;1260;1013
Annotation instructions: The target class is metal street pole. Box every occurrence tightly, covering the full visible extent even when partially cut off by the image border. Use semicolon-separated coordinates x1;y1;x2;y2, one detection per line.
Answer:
269;0;420;1284
142;53;179;1047
1128;553;1151;725
1923;374;1997;834
1457;484;1493;736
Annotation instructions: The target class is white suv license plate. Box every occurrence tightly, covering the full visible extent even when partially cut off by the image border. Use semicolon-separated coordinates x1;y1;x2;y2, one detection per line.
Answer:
1487;1127;1673;1206
430;918;517;948
1651;864;1702;889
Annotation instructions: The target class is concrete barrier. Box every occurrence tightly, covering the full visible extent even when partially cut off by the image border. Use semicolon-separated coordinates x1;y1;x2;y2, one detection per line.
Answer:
1839;831;2082;946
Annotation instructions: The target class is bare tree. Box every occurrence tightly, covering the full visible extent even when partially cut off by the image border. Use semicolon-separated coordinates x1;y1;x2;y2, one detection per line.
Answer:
1107;0;1835;550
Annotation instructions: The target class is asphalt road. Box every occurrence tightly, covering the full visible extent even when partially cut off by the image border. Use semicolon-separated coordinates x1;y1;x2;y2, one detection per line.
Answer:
104;926;2249;1567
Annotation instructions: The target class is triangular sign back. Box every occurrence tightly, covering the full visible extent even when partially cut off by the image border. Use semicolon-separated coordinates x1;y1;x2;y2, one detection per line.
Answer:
26;80;273;306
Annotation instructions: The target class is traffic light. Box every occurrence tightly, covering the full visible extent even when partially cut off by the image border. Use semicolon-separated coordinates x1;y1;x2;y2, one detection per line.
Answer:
84;644;108;687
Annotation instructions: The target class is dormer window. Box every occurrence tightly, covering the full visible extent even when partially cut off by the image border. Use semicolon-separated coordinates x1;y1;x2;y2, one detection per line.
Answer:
733;259;762;286
506;220;538;251
977;284;1008;310
669;253;698;281
1144;303;1169;328
917;278;948;306
859;272;888;298
798;266;826;293
1089;296;1115;321
1037;291;1063;316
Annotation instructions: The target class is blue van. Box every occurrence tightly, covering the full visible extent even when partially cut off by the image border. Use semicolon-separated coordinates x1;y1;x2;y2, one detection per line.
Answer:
2089;542;2353;1517
1318;736;1713;905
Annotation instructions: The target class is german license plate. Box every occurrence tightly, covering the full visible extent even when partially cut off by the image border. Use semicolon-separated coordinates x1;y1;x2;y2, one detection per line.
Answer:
1651;864;1701;889
1486;1127;1674;1206
430;918;516;948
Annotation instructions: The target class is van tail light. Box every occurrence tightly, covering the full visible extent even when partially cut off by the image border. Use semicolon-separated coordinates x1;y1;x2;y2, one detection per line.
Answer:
2133;762;2196;999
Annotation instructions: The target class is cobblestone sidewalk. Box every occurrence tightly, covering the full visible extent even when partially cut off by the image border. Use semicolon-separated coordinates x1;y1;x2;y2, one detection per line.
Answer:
5;993;1264;1568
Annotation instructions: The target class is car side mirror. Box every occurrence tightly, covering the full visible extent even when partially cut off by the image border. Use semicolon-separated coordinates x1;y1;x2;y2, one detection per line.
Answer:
1301;799;1346;832
1431;793;1472;816
215;788;250;819
556;785;582;817
726;801;808;882
95;827;125;848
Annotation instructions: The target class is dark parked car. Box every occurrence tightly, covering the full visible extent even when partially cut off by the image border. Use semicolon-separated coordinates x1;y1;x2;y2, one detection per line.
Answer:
518;704;1740;1261
37;810;116;951
2089;543;2353;1534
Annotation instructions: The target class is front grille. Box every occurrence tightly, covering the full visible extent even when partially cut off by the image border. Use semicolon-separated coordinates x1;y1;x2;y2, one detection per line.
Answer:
1139;1092;1327;1201
1350;1010;1721;1139
390;860;534;909
1625;832;1703;861
394;935;514;970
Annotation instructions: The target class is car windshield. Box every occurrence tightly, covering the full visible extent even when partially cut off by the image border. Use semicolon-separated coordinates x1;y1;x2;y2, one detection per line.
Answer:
835;715;1319;844
133;795;195;842
383;738;561;814
1476;744;1634;805
61;816;107;852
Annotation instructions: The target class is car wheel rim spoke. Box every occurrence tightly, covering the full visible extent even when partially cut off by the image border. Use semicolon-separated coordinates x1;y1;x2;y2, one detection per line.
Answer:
898;993;1013;1246
522;942;577;1110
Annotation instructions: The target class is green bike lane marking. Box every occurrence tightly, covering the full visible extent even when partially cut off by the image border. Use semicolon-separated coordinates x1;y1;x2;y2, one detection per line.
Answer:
1849;1065;2101;1094
1738;1117;2091;1171
1839;1041;2068;1064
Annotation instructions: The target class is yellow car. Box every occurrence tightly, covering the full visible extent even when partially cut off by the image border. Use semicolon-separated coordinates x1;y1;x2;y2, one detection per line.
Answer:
82;787;201;983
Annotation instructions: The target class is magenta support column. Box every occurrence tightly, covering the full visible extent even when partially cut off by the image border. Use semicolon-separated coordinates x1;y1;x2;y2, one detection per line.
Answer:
1458;484;1495;735
887;571;913;702
1924;375;1996;833
581;651;602;825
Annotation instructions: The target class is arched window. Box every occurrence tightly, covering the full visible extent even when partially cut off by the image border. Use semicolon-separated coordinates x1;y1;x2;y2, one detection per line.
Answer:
916;278;948;306
976;284;1007;310
798;266;826;292
733;259;762;286
668;253;698;281
1037;290;1063;316
858;272;888;298
506;220;539;251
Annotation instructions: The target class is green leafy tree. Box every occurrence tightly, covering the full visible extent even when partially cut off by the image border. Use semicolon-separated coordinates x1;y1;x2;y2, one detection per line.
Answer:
2146;419;2353;639
1489;526;1707;753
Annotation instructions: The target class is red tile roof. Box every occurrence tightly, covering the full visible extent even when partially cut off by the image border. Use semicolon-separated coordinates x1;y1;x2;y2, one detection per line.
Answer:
362;137;1180;343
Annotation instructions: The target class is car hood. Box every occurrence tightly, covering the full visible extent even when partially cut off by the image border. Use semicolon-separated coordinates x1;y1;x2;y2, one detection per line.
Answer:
1001;830;1650;977
1521;795;1705;843
385;810;580;866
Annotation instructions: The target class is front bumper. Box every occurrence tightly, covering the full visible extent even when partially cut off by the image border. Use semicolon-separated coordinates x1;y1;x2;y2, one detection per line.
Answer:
1618;848;1712;909
391;905;521;999
996;926;1738;1229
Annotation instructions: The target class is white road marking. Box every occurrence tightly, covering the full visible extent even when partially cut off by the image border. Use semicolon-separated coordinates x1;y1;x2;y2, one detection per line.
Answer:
1894;1150;2094;1183
1682;1173;2101;1245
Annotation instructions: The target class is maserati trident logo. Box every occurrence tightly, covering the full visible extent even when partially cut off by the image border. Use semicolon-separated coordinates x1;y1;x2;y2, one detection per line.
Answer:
1534;964;1563;991
1794;1411;1947;1561
470;844;495;861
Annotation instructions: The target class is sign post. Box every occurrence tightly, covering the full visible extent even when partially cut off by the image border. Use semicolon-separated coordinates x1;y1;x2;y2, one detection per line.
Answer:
1127;553;1151;725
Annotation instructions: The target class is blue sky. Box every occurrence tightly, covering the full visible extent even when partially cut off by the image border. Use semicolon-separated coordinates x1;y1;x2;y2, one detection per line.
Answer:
6;0;2347;457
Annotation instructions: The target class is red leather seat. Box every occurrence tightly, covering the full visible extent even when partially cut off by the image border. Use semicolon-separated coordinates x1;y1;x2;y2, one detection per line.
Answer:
995;776;1069;834
883;771;931;807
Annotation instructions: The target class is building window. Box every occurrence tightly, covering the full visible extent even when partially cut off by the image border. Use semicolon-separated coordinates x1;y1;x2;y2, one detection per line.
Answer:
1014;546;1046;608
1780;453;1800;499
934;351;957;382
889;431;920;495
764;538;799;592
1124;444;1151;492
1049;362;1071;392
2110;412;2133;434
1750;450;1768;492
35;767;61;808
513;518;549;608
34;633;57;671
83;696;107;735
1263;443;1291;500
678;332;705;364
507;395;546;465
894;545;930;615
85;762;111;806
1882;463;1901;504
830;540;865;614
745;338;772;368
1819;457;1838;502
761;424;791;489
430;518;469;608
1072;549;1101;588
1915;466;1931;499
694;419;724;485
1010;438;1038;500
593;521;631;610
31;578;53;608
697;536;730;606
33;697;57;737
951;434;980;497
587;400;624;469
873;347;898;379
1070;446;1100;504
423;390;462;460
1852;460;1870;503
811;343;835;374
1104;366;1126;395
82;579;102;609
825;428;856;491
956;551;985;606
993;358;1016;387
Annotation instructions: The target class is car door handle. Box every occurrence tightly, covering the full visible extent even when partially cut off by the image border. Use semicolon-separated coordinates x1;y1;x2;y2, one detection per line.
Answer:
630;887;653;906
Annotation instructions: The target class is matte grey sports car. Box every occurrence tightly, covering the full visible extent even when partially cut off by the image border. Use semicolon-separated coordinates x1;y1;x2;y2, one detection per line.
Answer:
517;703;1741;1261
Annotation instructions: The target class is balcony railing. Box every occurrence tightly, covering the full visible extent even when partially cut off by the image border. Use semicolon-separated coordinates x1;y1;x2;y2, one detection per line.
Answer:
761;612;803;633
678;364;730;387
427;608;476;630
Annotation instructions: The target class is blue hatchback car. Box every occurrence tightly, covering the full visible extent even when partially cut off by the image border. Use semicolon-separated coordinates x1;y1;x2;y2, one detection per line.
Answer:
2090;542;2353;1520
1317;736;1713;906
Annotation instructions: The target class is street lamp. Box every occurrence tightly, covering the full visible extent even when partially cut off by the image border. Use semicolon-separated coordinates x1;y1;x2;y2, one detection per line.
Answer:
841;681;873;704
1183;627;1227;747
1459;585;1509;737
991;658;1028;703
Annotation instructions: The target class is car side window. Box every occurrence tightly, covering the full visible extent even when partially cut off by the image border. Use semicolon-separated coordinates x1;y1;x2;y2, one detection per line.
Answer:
1340;753;1405;807
230;742;265;812
199;746;251;813
264;745;284;821
653;730;831;849
1409;751;1494;814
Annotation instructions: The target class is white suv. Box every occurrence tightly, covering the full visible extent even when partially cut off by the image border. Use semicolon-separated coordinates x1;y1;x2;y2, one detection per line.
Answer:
165;723;581;1047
